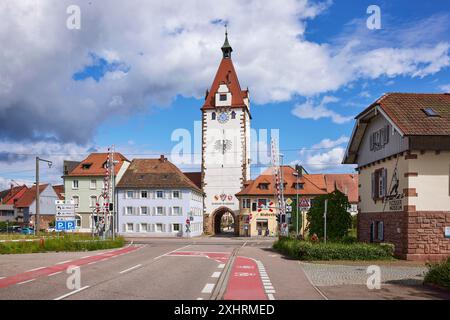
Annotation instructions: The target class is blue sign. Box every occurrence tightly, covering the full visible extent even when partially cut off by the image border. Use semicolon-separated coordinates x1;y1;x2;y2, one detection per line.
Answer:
56;220;76;231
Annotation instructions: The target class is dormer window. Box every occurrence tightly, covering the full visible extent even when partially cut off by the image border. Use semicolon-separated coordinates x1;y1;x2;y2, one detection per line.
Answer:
220;94;227;101
212;112;216;120
292;183;304;190
258;183;269;190
231;111;236;119
82;163;92;170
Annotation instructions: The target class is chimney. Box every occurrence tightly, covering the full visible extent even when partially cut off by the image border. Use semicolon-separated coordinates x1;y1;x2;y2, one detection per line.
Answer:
160;155;167;162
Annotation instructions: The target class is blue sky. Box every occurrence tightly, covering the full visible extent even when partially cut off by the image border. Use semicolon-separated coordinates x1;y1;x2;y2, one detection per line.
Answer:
0;0;450;187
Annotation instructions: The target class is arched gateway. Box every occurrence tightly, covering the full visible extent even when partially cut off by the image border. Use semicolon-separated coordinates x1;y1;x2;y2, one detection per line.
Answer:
211;206;239;236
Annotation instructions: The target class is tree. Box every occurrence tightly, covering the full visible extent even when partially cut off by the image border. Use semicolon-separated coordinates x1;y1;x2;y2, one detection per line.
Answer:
288;198;302;235
307;190;352;241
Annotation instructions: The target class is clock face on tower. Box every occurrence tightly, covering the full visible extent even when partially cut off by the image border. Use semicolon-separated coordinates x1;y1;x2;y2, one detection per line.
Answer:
217;112;229;124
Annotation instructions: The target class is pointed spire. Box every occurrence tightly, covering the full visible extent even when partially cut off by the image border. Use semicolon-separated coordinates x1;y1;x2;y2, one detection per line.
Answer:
221;24;233;59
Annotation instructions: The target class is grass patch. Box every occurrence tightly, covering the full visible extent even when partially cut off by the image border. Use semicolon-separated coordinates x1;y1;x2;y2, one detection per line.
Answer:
273;237;394;261
424;257;450;291
0;234;125;254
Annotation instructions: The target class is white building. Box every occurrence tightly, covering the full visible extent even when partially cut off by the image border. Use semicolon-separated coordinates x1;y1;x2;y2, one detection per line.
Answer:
117;157;204;237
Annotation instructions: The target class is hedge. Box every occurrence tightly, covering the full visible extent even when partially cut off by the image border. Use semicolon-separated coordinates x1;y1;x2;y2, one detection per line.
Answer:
424;257;450;291
0;235;125;254
273;238;394;261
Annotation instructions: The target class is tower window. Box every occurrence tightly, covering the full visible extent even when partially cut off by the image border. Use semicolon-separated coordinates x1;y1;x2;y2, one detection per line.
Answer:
231;111;236;119
212;112;216;120
220;94;227;101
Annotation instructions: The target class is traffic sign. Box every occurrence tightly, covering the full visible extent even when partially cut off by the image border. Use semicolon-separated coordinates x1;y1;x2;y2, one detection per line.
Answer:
298;198;311;209
286;198;293;206
186;218;190;225
55;220;76;231
285;205;292;213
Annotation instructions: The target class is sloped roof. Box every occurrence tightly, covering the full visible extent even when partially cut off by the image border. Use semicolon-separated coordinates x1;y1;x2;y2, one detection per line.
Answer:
0;185;28;205
67;153;129;177
52;185;65;200
202;57;248;111
236;166;328;197
344;93;450;164
15;184;48;208
361;93;450;136
117;157;202;192
183;172;202;189
324;174;358;203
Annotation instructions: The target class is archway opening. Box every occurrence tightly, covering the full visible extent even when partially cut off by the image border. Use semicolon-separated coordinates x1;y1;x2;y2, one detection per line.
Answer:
212;207;238;236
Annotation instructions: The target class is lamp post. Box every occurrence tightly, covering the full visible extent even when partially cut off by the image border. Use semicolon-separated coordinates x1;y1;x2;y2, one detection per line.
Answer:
292;171;299;238
35;157;52;235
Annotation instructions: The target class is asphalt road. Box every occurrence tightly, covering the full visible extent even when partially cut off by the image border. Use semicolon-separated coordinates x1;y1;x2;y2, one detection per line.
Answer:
0;237;448;300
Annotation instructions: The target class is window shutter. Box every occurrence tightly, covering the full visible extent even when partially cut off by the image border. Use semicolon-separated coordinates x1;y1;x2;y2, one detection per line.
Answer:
169;207;173;216
136;224;140;233
169;224;172;233
371;172;375;199
378;221;384;241
179;191;182;199
163;207;166;215
152;207;156;216
370;222;374;242
168;191;172;199
383;169;388;197
122;224;126;232
162;224;166;232
180;207;183;215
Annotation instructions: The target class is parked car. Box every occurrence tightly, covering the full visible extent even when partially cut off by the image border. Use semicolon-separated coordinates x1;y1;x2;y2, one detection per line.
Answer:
0;226;22;233
21;227;34;235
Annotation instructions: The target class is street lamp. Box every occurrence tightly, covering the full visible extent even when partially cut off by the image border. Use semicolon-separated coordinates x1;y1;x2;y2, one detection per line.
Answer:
35;157;52;235
292;170;299;238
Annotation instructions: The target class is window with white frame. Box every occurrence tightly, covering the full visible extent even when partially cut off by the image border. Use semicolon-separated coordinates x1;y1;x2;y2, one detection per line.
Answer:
90;180;97;189
155;223;163;232
172;190;180;199
377;221;384;241
126;206;133;215
90;196;97;208
172;207;181;215
243;198;251;209
126;190;134;199
156;207;164;215
126;223;134;232
72;196;79;208
156;191;164;199
140;223;148;232
141;190;148;198
172;224;181;232
140;206;148;215
72;180;79;189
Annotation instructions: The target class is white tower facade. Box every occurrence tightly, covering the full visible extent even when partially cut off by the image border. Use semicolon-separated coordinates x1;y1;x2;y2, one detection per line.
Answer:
201;32;251;234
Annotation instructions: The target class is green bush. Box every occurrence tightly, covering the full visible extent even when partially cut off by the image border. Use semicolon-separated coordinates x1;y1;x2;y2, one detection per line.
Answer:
273;238;394;261
0;235;125;254
424;257;450;291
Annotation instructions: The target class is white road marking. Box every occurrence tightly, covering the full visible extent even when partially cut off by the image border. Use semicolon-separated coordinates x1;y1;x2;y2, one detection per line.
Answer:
56;260;72;265
87;261;96;265
27;267;45;272
201;283;215;294
119;264;142;274
262;279;272;283
0;277;5;280
218;264;225;269
153;244;192;260
265;289;276;293
211;272;221;278
264;286;274;290
81;256;91;259
268;293;275;300
18;279;35;285
48;271;62;277
54;286;90;300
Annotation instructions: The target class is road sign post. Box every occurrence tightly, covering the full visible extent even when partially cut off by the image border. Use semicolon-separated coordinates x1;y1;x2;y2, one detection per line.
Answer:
55;200;75;233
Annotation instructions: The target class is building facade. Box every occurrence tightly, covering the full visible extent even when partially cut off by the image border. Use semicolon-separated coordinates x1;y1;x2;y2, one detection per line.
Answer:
201;32;251;235
344;93;450;261
0;185;28;222
236;166;358;237
63;153;130;232
116;157;203;237
14;184;60;229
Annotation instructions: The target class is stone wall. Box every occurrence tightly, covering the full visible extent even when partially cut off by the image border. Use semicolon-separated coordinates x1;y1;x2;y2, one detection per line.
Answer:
358;210;450;261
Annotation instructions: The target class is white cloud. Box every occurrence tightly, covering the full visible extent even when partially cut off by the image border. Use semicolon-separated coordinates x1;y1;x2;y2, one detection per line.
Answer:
292;96;353;124
440;84;450;92
0;1;449;145
294;136;354;172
